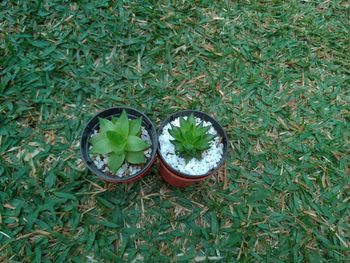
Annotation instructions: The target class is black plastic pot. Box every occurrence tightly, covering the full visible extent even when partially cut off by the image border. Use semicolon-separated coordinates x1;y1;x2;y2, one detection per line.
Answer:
158;110;228;187
80;107;158;183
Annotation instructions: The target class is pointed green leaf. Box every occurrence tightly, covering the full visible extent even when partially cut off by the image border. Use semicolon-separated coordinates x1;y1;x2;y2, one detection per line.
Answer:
90;133;104;145
90;134;114;154
179;117;187;131
129;117;142;136
169;113;216;160
204;133;215;142
126;136;150;152
184;143;194;151
195;140;210;151
172;140;185;152
188;114;196;126
188;113;195;121
168;125;182;140
111;116;118;124
118;110;129;139
193;122;209;137
180;117;191;134
107;131;125;146
126;151;146;164
108;152;125;172
99;118;116;134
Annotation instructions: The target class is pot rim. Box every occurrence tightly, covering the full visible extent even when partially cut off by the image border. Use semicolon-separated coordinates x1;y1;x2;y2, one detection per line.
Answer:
80;107;158;183
158;110;228;179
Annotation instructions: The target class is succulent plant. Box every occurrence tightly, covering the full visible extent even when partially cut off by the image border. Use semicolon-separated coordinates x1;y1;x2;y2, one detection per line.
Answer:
90;110;150;172
168;114;215;161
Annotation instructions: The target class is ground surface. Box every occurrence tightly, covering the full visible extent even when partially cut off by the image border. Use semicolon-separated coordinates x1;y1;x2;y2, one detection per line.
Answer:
1;0;349;262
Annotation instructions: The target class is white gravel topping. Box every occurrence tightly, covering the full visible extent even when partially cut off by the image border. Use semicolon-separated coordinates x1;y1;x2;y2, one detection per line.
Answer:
159;116;223;176
90;124;151;177
141;126;152;159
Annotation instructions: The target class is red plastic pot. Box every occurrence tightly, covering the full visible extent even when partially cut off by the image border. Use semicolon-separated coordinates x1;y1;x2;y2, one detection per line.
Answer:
158;110;228;187
80;107;158;183
158;157;207;187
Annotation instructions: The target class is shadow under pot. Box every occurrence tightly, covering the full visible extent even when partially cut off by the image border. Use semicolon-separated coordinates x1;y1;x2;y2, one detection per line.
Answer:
158;110;228;187
80;107;158;183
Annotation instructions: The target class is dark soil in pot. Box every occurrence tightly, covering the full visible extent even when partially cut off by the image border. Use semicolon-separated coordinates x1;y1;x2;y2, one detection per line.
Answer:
80;107;158;183
158;110;228;185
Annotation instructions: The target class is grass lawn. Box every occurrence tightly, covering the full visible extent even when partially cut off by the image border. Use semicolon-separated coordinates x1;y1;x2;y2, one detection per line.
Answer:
1;0;349;261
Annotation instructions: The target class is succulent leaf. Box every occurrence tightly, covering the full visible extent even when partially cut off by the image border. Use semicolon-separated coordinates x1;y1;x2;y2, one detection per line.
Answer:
107;131;125;146
188;114;196;126
90;134;114;154
99;118;116;133
126;135;150;152
90;110;151;172
126;151;146;164
168;113;215;161
111;116;118;124
118;110;129;139
171;140;185;152
168;125;182;139
108;152;125;172
129;117;142;136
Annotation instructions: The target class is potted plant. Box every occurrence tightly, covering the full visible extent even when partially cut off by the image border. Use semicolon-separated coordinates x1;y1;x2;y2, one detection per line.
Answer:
80;107;158;183
158;110;228;187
